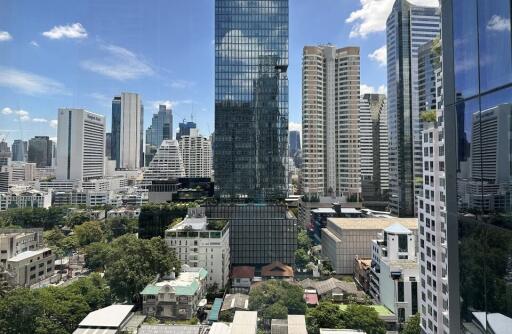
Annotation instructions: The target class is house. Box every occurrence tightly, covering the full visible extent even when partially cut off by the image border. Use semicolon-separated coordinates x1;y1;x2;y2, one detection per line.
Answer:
261;261;293;281
231;266;255;291
220;293;249;320
299;278;366;302
141;266;207;320
271;315;308;334
73;304;134;334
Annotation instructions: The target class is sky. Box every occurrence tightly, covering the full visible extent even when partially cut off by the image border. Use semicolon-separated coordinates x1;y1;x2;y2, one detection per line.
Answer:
0;0;438;144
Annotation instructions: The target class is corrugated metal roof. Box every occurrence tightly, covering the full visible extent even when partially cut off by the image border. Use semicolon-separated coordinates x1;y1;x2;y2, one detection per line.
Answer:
209;298;224;322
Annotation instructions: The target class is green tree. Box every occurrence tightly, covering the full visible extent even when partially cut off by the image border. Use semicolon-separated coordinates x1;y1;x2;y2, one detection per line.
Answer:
295;248;310;269
402;313;421;334
297;229;312;251
105;234;180;302
84;242;111;271
74;221;104;246
306;301;344;334
341;304;386;334
64;273;112;310
249;280;307;322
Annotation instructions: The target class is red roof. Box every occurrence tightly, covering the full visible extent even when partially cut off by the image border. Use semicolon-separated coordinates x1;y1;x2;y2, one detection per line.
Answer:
261;261;294;278
304;293;319;305
231;266;255;279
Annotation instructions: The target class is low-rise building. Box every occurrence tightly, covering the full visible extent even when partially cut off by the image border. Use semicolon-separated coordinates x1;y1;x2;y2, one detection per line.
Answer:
231;266;255;292
271;315;308;334
370;223;419;323
353;257;372;293
0;189;52;211
321;218;417;274
165;212;230;288
6;247;54;287
73;304;134;334
220;293;249;319
299;278;366;302
107;207;141;219
261;261;294;281
0;228;43;265
141;266;208;320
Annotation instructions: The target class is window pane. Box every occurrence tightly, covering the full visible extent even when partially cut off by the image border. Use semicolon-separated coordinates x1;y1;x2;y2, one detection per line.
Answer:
453;0;479;99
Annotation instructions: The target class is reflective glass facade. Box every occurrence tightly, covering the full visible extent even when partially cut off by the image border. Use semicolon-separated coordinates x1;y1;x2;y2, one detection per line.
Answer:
214;0;289;201
443;0;512;332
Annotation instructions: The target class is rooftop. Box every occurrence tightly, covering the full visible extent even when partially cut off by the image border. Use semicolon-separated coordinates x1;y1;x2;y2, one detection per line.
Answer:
141;267;207;296
137;324;202;334
231;266;255;279
168;216;208;231
328;218;417;230
7;247;51;262
77;304;134;329
231;311;258;334
338;304;393;317
261;261;293;278
221;294;249;311
383;223;412;235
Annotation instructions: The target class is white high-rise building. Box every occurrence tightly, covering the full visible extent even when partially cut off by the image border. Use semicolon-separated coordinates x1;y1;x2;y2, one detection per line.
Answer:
360;94;389;201
418;65;449;334
112;93;143;170
56;109;105;181
143;140;185;181
179;128;212;178
301;45;360;199
387;0;440;216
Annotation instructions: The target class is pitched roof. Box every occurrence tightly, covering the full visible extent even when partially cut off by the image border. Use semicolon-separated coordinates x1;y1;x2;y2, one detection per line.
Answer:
304;293;319;305
231;266;255;279
299;278;364;297
77;304;134;328
384;223;412;234
221;293;249;311
141;280;200;296
261;261;293;277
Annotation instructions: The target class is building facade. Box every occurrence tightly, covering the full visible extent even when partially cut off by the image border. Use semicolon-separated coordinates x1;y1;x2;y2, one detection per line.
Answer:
145;104;173;165
214;0;289;201
0;228;43;265
11;140;27;162
301;45;361;199
143;140;185;181
6;247;54;287
56;109;106;181
1;162;37;184
28;136;53;168
289;130;301;157
386;0;440;217
179;129;212;178
176;120;196;141
111;93;143;170
165;214;230;288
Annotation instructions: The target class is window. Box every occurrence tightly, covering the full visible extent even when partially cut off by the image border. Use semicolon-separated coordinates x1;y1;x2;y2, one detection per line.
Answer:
398;281;405;302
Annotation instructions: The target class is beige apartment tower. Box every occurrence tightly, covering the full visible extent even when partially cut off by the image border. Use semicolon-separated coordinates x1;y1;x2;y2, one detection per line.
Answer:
301;45;361;199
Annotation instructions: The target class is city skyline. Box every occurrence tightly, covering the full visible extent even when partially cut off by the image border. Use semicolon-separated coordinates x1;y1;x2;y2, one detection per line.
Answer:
0;0;439;144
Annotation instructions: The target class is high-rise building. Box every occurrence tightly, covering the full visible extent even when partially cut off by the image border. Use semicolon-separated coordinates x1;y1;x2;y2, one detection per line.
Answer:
360;94;389;202
442;0;512;332
179;128;212;178
386;0;440;217
301;45;361;199
28;136;53;168
214;0;289;201
143;140;185;181
176;120;196;141
11;140;27;162
56;109;106;181
105;133;112;160
146;104;173;165
0;142;11;167
289;130;301;157
111;93;143;170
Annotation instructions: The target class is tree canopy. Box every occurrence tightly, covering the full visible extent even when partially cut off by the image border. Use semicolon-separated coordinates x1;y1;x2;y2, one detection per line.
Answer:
249;280;307;321
402;313;421;334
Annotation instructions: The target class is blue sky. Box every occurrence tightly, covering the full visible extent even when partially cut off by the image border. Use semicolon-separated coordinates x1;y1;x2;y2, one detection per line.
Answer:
0;0;437;144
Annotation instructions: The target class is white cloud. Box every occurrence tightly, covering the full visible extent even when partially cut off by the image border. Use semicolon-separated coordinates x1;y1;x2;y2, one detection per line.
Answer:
32;118;48;123
1;107;13;115
50;137;57;142
361;84;387;96
50;120;58;129
81;44;154;80
42;23;87;40
487;15;511;32
346;0;439;38
14;110;30;122
369;45;387;66
30;41;39;47
0;31;12;42
170;80;195;89
151;99;196;110
0;66;67;95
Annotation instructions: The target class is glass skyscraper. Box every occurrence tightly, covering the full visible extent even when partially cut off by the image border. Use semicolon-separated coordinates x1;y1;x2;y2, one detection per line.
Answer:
214;0;289;201
443;0;512;332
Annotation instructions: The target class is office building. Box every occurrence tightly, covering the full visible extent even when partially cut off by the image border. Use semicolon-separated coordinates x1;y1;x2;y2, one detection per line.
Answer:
442;0;512;332
143;140;185;181
370;224;419;324
301;45;361;199
179;128;212;178
0;189;52;211
111;93;143;170
0;172;7;192
105;132;112;160
289;130;301;157
165;212;230;288
6;247;54;287
214;0;289;201
176;120;197;141
0;228;43;265
1;161;37;183
11;140;27;162
204;204;297;266
387;0;440;216
360;94;389;202
28;136;53;168
321;217;417;274
0;141;11;167
56;109;106;181
145;104;173;165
